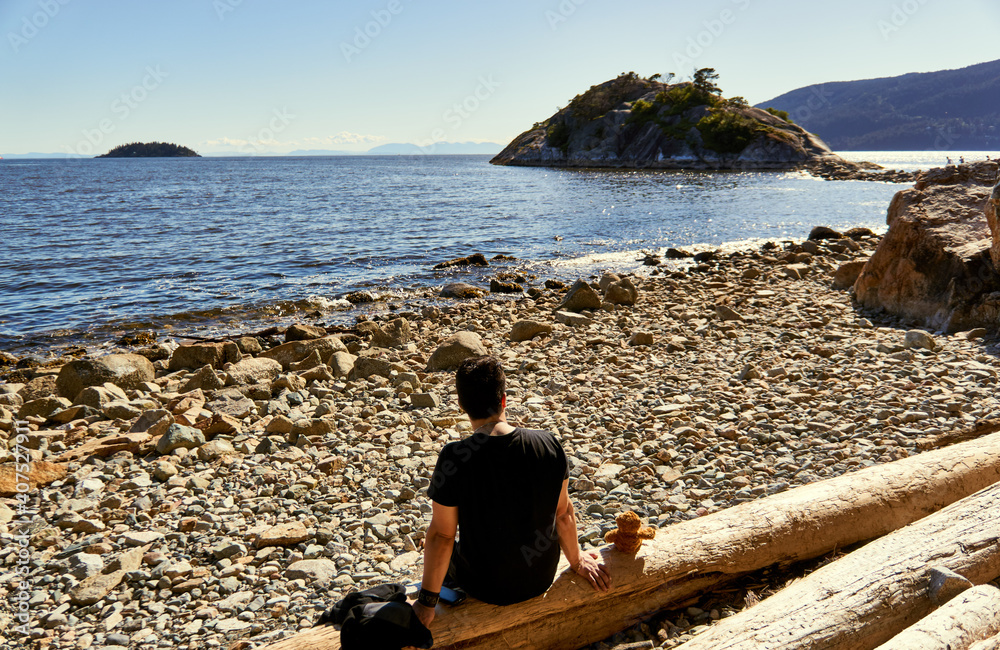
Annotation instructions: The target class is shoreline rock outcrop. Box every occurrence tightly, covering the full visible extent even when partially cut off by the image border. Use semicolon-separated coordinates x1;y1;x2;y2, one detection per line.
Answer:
853;161;1000;332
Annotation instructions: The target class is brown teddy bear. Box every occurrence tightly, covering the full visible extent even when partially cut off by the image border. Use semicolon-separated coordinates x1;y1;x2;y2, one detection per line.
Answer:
604;511;656;554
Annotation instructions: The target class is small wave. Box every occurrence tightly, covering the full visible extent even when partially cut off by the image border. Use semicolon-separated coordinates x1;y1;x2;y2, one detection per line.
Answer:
303;295;352;311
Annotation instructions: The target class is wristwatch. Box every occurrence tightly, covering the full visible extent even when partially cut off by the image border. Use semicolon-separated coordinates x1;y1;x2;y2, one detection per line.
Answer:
417;587;440;607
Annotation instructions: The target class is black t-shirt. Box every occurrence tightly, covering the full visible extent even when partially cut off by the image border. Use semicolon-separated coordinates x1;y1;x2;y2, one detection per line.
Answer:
427;427;569;605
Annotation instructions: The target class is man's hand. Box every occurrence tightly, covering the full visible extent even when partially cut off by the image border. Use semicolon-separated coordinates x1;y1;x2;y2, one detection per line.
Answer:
574;551;612;592
412;600;435;628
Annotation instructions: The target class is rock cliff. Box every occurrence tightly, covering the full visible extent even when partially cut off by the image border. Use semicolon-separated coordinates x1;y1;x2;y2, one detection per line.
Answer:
491;73;863;172
853;161;1000;332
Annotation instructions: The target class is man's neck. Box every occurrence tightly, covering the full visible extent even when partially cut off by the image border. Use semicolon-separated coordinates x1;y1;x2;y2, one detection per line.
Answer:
469;412;511;436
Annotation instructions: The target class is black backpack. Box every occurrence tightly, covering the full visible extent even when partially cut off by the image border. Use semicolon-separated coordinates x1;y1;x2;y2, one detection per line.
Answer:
317;583;433;650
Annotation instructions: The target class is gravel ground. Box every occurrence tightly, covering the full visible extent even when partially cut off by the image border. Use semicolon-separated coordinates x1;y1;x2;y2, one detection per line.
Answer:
2;230;999;650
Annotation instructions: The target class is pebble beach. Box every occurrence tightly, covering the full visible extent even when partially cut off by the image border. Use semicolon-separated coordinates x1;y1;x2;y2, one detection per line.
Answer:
3;228;1000;650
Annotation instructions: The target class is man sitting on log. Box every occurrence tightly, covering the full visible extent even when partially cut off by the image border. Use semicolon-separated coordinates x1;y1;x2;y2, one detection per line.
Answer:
413;355;611;627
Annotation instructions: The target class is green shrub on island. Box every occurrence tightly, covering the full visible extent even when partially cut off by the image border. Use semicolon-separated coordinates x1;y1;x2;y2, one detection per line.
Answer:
97;142;201;158
569;71;652;122
656;84;723;116
764;107;793;123
546;120;571;152
697;110;763;154
626;98;659;126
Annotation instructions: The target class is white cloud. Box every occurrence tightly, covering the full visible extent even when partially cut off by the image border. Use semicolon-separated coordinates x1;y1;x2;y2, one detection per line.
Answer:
303;132;387;146
201;137;252;148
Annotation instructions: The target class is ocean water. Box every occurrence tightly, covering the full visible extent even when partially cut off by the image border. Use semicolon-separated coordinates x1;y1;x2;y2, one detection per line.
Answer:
0;151;992;354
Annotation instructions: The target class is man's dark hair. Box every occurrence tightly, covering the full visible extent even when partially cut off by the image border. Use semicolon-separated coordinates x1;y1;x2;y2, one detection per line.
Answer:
455;356;506;420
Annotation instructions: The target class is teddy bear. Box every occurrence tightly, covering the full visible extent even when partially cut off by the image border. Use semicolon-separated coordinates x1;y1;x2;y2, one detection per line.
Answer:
604;511;656;554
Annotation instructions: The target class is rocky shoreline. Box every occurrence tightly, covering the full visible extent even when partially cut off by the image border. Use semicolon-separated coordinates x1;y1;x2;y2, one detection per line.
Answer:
3;225;1000;650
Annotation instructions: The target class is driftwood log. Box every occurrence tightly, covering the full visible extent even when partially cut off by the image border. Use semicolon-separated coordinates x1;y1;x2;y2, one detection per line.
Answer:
260;431;1000;650
675;482;1000;650
971;635;1000;650
875;584;1000;650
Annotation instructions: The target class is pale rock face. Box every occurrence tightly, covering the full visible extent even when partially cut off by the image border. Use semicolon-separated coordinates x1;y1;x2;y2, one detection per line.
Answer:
605;277;639;306
854;161;1000;332
425;332;488;371
168;342;240;371
510;320;553;342
223;357;282;386
258;336;347;370
56;354;155;401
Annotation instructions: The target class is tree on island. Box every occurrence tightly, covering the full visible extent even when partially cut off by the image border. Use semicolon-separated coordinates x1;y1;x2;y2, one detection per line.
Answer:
97;142;201;158
692;67;721;96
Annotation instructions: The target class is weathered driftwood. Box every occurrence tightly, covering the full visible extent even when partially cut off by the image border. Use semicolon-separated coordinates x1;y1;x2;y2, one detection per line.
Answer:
917;417;1000;450
675;482;1000;650
260;431;1000;650
971;634;1000;650
875;584;1000;650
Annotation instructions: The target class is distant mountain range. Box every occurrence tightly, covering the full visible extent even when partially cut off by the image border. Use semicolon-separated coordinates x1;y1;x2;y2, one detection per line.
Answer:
3;141;502;159
281;141;502;156
758;59;1000;151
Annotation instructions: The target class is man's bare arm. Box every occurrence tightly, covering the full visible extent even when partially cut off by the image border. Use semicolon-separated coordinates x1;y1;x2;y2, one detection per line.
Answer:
413;500;458;627
555;478;611;591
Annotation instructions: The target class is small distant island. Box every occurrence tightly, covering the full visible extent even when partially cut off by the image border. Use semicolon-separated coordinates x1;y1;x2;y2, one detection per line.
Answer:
491;69;862;173
97;142;201;158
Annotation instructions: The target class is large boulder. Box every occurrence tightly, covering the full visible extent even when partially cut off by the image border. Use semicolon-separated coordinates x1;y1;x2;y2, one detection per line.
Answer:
371;318;411;348
350;356;396;381
56;354;155;401
510;320;553;342
18;375;57;402
180;365;225;393
558;279;602;313
604;277;639;306
74;383;128;409
286;559;338;584
426;332;487;371
156;424;206;454
224;357;282;386
440;282;484;299
168;342;240;371
18;396;71;420
329;351;357;378
854;161;1000;332
258;336;347;370
833;260;867;290
285;324;326;342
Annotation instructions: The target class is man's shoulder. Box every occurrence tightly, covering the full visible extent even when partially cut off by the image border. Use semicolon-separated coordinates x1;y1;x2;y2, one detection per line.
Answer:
512;427;565;454
513;427;557;440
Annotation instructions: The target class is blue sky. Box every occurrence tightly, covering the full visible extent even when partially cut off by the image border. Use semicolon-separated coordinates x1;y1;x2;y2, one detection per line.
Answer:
2;0;997;155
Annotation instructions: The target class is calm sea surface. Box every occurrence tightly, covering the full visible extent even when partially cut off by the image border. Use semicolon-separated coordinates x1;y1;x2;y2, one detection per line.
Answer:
0;151;992;354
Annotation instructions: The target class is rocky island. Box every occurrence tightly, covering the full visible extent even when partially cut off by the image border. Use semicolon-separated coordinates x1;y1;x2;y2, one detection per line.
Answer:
491;70;908;180
97;142;201;158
